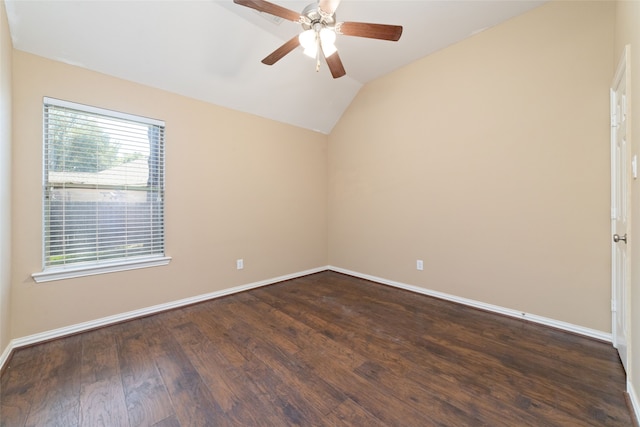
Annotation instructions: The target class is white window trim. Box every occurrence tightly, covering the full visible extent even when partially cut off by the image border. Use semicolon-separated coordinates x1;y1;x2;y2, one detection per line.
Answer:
43;97;164;127
32;256;172;283
36;97;168;283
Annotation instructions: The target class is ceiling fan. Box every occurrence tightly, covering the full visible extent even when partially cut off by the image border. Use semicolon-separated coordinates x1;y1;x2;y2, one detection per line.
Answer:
233;0;403;79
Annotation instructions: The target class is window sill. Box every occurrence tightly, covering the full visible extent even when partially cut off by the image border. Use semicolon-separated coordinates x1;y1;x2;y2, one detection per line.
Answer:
32;256;172;283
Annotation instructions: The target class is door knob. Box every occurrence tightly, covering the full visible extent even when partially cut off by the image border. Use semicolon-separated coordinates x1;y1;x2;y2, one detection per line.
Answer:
613;233;628;244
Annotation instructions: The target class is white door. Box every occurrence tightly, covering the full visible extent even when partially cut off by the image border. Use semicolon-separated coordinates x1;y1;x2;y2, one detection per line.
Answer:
611;45;631;373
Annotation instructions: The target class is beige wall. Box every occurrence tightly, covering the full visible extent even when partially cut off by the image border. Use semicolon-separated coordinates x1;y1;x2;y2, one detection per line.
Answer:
328;1;615;332
0;0;12;354
11;51;328;338
615;0;640;410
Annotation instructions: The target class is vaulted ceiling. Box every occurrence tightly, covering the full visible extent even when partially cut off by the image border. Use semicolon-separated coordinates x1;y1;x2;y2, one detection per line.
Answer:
5;0;546;134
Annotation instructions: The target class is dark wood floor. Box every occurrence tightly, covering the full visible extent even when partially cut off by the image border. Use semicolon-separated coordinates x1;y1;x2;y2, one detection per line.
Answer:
0;271;634;426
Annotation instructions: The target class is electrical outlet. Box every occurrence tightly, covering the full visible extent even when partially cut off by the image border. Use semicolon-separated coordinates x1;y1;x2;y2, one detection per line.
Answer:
236;259;244;270
416;260;424;271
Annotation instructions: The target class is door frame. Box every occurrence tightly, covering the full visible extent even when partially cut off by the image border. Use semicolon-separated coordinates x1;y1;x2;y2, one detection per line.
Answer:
611;44;631;372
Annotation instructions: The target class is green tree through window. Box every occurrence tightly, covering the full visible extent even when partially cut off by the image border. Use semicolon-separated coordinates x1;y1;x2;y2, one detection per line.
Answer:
47;110;123;173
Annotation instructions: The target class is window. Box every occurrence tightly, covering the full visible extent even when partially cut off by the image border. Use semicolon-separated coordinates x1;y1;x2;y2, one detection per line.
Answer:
33;98;170;283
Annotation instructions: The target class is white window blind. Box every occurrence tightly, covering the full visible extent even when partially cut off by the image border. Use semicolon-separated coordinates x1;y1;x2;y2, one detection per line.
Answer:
41;97;166;273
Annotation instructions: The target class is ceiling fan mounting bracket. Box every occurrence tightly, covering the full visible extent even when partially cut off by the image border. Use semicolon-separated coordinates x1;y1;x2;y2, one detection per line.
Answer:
300;3;336;31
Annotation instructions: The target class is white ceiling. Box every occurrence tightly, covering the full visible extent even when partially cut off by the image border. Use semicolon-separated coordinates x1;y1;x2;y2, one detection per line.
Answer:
5;0;546;134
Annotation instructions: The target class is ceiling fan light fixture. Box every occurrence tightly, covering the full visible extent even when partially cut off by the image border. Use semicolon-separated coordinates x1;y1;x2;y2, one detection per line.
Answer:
303;46;318;58
300;27;337;58
319;28;337;56
319;28;336;46
299;29;316;50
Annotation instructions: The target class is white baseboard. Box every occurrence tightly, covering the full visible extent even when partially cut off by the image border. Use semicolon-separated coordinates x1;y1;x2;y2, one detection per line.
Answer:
629;380;640;424
0;266;328;371
0;340;12;372
328;266;612;342
0;265;616;372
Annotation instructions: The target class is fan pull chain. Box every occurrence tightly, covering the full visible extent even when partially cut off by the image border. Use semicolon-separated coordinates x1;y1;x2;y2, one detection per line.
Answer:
315;33;321;72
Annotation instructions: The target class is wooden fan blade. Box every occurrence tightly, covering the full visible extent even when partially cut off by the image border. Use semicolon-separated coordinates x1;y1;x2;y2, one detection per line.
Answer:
233;0;301;22
318;0;341;15
338;22;403;41
261;35;300;65
324;51;346;79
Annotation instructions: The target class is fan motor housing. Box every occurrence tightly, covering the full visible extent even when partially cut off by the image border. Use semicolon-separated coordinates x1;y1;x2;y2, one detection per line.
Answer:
301;3;336;30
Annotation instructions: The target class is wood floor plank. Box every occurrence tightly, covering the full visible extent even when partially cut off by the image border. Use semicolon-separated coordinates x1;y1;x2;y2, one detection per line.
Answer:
324;397;387;426
151;415;181;427
23;335;83;427
170;321;284;426
0;345;46;426
171;299;319;425
0;271;634;426
238;292;366;371
114;320;175;426
227;291;474;424
254;279;541;425
79;327;130;427
223;294;444;425
142;316;234;427
79;380;130;427
253;272;633;426
208;301;348;421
